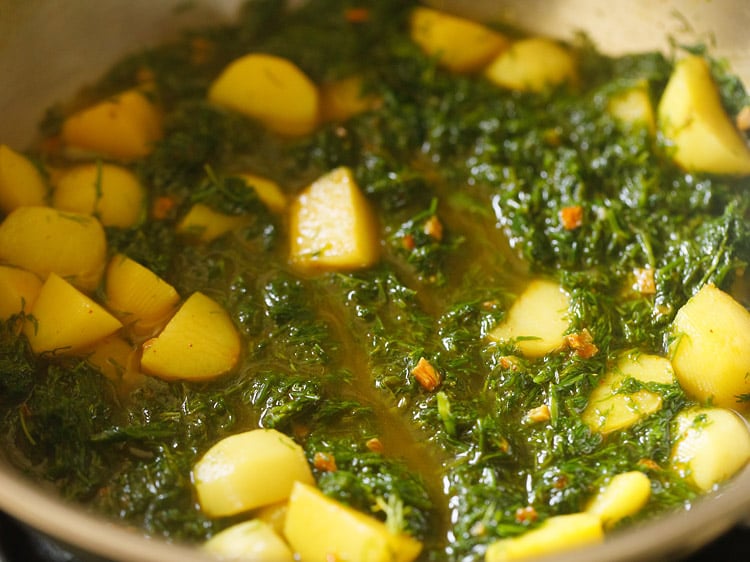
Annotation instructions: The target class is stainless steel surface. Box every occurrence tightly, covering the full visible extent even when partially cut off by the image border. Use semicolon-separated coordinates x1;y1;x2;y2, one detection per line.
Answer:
0;1;749;560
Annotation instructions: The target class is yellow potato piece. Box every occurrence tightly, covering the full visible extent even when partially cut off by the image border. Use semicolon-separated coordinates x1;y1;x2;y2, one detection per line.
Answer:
203;520;294;562
658;55;750;175
320;75;381;123
61;89;163;161
140;291;240;381
284;481;423;562
209;53;319;136
81;334;139;383
193;428;314;518
410;7;509;73
586;471;651;528
488;279;570;358
23;273;122;355
289;166;379;271
582;353;674;434
53;163;145;227
0;145;47;214
0;206;106;291
104;254;179;337
485;37;577;93
236;173;287;213
608;82;656;132
671;407;750;491
669;283;750;410
485;512;603;561
177;203;249;242
0;265;42;319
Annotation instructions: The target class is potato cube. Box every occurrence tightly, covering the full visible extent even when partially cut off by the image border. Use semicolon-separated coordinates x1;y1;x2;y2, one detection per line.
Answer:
53;164;145;228
237;173;287;213
485;38;577;93
193;428;314;518
608;82;656;132
485;512;603;561
81;334;140;384
203;520;294;562
177;203;249;243
140;291;240;381
0;206;106;291
669;283;750;409
671;407;750;491
0;145;47;214
209;53;319;136
104;254;179;337
658;55;750;175
23;273;122;354
0;265;42;319
283;481;423;562
320;76;382;123
409;7;509;74
586;471;651;528
61;89;163;161
582;353;674;434
289;166;379;270
488;279;570;357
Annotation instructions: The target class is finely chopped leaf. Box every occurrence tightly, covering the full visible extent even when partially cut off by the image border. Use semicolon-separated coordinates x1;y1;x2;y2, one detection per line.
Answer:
0;0;749;560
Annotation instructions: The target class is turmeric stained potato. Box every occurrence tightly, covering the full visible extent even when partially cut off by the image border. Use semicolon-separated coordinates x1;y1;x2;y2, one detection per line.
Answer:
203;520;294;562
0;206;106;291
0;144;47;214
61;88;163;161
488;279;570;358
670;407;750;491
208;53;319;136
658;55;750;175
53;163;145;227
23;273;122;355
80;334;140;384
669;284;750;409
193;428;314;518
586;471;652;528
409;7;509;74
608;81;656;132
140;291;241;381
289;166;379;270
485;38;577;92
0;265;42;319
283;481;423;562
485;513;603;562
104;254;179;336
320;76;382;123
236;173;287;213
176;203;249;242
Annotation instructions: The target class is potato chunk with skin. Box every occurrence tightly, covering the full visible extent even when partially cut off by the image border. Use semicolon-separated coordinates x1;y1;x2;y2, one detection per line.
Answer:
193;429;314;518
23;273;122;355
671;407;750;491
586;471;651;528
289;166;379;270
582;353;674;434
177;203;249;243
209;54;319;136
669;283;750;409
485;512;603;561
658;55;750;175
140;291;240;381
61;89;163;161
0;145;47;214
203;520;294;562
0;265;42;319
409;7;509;74
53;164;145;228
105;254;179;337
284;481;422;562
485;38;577;93
488;279;570;358
0;206;106;291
